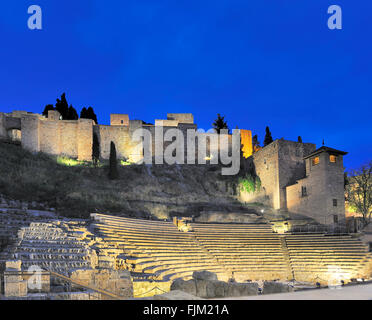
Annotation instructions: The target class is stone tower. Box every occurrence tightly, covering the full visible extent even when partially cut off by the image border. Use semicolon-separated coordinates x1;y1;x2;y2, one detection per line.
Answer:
286;146;347;224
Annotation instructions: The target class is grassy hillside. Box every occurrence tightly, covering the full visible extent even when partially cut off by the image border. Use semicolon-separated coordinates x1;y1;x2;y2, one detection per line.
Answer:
0;141;255;219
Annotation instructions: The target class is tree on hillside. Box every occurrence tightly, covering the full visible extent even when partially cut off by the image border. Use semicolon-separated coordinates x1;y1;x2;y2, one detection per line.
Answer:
42;104;55;117
92;133;100;167
80;107;88;119
54;93;79;120
55;93;69;120
346;162;372;226
80;106;98;124
108;141;119;180
298;136;303;143
87;107;98;124
263;126;273;147
212;114;228;134
252;134;260;153
67;105;79;120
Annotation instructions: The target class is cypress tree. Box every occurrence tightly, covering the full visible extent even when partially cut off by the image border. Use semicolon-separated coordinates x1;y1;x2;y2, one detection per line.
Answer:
263;126;273;147
92;133;100;166
298;136;303;143
108;141;119;180
80;107;87;119
252;134;260;151
212;113;228;134
81;106;98;124
87;107;98;124
67;105;79;120
55;93;69;120
42;104;55;117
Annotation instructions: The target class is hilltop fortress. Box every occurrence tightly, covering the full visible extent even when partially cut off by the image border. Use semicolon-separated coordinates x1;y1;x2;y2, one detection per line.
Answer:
0;110;251;165
0;110;347;224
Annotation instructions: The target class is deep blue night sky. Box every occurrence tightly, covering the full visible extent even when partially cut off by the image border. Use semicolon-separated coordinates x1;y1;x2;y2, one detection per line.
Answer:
0;1;371;169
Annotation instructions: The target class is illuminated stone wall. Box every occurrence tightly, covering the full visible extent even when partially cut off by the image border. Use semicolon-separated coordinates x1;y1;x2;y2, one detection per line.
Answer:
5;110;251;166
287;151;346;224
110;114;129;126
252;139;315;210
167;113;194;124
240;129;253;158
0;113;7;139
21;115;40;153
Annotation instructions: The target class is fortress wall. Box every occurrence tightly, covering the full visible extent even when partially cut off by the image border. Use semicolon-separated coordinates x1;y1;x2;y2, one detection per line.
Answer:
4;117;22;131
253;141;280;209
167;113;194;124
21;115;40;153
0;113;7;139
287;151;345;224
240;129;253;158
59;121;79;158
110;114;129;126
97;125;134;161
324;155;346;221
286;177;327;222
77;119;93;161
277;140;316;209
39;120;61;155
155;119;179;127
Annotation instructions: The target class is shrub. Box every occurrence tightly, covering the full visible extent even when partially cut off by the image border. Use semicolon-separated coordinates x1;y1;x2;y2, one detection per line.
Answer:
108;141;119;180
239;174;261;194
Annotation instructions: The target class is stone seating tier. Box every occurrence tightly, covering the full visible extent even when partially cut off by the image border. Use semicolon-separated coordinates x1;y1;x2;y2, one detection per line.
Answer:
90;214;372;284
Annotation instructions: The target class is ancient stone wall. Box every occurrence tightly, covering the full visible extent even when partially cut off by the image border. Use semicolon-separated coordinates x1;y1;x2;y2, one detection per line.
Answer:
59;121;78;158
8;111;251;165
39;120;61;155
252;141;280;209
0;113;7;139
286;152;346;223
277;140;316;209
167;113;194;124
110;114;129;126
77;119;93;161
251;140;316;210
95;125;135;161
21;115;40;153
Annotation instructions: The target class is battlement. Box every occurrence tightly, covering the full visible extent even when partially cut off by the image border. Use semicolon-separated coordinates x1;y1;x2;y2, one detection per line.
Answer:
0;110;253;164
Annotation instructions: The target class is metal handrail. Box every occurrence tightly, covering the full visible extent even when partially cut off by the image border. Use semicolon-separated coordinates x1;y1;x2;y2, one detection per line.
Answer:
4;270;124;300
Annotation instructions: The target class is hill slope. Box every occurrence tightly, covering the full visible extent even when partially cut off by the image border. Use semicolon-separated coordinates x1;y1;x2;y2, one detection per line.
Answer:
0;141;265;220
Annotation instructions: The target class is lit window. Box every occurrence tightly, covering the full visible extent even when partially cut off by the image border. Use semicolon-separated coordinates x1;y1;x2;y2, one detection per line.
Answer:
333;199;338;207
312;157;319;166
330;155;337;163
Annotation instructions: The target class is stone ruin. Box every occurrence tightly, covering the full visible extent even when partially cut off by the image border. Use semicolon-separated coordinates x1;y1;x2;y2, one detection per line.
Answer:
0;194;371;300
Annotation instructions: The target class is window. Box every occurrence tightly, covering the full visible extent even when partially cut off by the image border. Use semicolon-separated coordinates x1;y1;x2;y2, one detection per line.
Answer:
301;186;307;197
312;157;319;166
333;199;338;207
333;215;339;224
121;120;124;124
330;155;337;163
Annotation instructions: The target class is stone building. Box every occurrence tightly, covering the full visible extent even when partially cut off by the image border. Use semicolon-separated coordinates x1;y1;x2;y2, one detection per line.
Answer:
0;110;347;224
0;110;252;164
250;139;347;224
